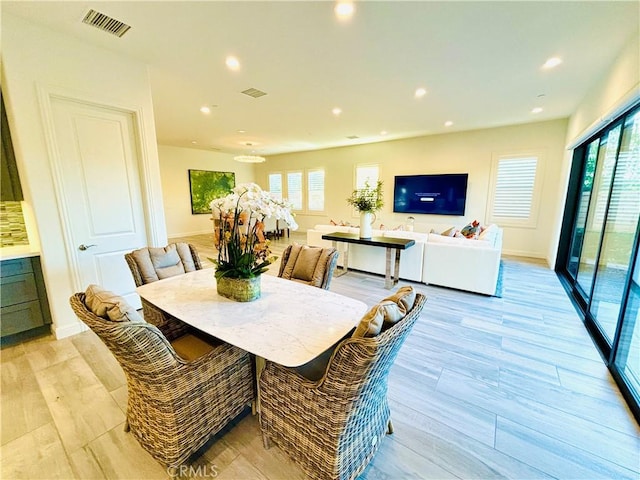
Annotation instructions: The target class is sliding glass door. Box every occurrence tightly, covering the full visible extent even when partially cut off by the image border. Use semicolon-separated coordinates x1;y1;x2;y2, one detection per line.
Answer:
575;124;622;301
557;104;640;421
589;111;640;344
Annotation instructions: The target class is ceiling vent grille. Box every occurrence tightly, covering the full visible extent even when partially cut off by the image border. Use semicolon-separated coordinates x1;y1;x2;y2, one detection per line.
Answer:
346;135;360;139
241;88;267;98
82;9;131;38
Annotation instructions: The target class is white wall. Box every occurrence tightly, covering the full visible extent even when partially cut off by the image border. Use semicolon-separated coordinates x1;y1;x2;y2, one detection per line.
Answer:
255;118;568;260
547;30;640;266
158;145;256;236
566;30;640;147
2;14;167;338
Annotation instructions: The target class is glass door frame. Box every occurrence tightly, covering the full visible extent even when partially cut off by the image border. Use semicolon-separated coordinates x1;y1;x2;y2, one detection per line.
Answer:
555;102;640;423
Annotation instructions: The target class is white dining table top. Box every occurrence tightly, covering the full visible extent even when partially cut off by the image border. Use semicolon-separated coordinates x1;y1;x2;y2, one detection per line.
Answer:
136;269;368;367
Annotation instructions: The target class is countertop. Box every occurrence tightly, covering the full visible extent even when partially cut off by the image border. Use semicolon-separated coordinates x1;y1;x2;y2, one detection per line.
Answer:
0;244;41;261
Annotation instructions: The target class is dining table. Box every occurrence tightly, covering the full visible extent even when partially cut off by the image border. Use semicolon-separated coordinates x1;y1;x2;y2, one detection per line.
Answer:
136;269;368;411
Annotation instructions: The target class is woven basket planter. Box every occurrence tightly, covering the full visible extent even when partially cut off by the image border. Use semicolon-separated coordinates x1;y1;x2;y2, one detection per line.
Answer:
216;275;261;302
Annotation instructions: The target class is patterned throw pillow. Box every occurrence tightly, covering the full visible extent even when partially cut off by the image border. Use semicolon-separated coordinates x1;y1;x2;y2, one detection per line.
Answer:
460;220;481;239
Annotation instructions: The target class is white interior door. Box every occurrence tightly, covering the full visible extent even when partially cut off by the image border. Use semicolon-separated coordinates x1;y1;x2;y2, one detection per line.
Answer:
51;97;147;308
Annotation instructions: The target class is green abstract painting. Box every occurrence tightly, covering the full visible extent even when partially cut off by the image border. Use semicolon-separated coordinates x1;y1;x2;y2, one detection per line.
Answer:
188;170;235;214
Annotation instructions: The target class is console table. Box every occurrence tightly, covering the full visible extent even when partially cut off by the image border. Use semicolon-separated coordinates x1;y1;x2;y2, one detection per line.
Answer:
321;232;415;289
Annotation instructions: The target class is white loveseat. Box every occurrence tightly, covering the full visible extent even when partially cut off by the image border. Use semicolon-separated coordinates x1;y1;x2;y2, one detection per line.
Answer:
306;224;503;295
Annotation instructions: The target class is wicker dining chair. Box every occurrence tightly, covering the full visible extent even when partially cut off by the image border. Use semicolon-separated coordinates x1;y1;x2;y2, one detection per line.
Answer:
259;291;427;480
125;243;202;337
277;243;339;290
69;287;254;474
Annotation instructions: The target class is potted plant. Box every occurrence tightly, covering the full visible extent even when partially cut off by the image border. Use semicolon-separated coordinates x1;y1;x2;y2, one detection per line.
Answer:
210;183;297;301
346;180;384;238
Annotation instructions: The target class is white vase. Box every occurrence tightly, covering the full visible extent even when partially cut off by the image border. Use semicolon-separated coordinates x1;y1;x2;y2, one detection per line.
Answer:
359;212;374;239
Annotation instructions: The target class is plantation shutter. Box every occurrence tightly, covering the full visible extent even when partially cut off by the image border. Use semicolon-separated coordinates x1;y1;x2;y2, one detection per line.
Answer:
287;172;303;210
491;157;538;219
307;169;325;211
268;173;283;201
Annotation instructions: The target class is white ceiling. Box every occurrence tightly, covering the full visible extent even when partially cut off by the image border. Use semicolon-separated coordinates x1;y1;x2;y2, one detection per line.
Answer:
4;1;639;156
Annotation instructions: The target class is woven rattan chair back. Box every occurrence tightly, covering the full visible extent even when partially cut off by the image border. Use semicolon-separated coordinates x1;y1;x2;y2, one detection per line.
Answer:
277;244;339;289
125;243;203;337
125;243;202;288
259;293;427;480
69;292;254;473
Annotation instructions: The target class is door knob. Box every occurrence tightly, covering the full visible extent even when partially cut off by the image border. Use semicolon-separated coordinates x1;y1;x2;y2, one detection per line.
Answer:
78;244;97;251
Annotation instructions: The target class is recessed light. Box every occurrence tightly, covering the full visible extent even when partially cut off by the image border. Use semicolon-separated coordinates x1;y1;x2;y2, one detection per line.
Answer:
415;88;427;98
335;2;355;20
531;107;543;114
444;121;453;127
200;106;211;114
225;56;240;71
380;131;388;136
542;57;562;69
332;107;342;116
191;140;197;144
237;130;246;133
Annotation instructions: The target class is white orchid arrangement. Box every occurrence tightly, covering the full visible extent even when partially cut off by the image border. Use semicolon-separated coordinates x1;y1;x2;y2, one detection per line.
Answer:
209;183;298;279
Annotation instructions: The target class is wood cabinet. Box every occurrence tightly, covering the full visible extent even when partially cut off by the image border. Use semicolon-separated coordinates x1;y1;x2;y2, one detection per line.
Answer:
0;256;52;345
1;90;23;201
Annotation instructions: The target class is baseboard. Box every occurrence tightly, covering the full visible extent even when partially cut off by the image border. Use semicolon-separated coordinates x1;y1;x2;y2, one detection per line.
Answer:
502;248;546;259
53;321;87;339
168;229;212;238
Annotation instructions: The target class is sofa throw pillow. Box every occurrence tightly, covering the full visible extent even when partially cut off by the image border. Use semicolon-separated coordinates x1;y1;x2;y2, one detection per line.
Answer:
383;286;417;315
460;220;481;239
85;284;144;323
441;226;456;237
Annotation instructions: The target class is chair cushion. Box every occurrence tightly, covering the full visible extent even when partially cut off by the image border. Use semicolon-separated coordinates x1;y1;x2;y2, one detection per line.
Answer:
292;246;323;282
383;286;417;315
353;300;403;338
85;284;144;323
175;243;198;272
149;244;187;279
170;333;217;361
280;244;303;280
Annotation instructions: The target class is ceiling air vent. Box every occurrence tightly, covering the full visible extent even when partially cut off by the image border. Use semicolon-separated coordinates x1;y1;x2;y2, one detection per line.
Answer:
241;88;267;99
82;9;131;38
346;135;360;140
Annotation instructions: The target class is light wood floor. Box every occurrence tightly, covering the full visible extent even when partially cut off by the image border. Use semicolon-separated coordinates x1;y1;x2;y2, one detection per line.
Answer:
2;232;639;479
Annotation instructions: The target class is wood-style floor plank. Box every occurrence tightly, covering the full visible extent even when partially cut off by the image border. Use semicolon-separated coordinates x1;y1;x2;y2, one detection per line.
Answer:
34;355;125;453
1;232;638;480
1;422;75;480
1;354;52;446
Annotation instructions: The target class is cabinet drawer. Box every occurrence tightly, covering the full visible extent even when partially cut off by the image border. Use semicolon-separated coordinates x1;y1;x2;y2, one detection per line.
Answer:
0;273;38;307
1;258;33;277
1;301;45;336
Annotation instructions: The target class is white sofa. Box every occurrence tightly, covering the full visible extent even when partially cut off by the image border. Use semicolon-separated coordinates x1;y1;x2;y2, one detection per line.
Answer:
306;223;503;295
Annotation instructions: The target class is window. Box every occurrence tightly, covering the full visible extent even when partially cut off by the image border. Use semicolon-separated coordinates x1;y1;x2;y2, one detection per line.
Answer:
488;154;543;227
268;173;283;201
356;164;379;189
307;169;325;212
353;164;380;216
287;171;303;211
268;168;325;214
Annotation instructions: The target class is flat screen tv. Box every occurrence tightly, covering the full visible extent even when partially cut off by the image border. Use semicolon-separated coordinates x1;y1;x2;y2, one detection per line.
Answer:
393;173;468;216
